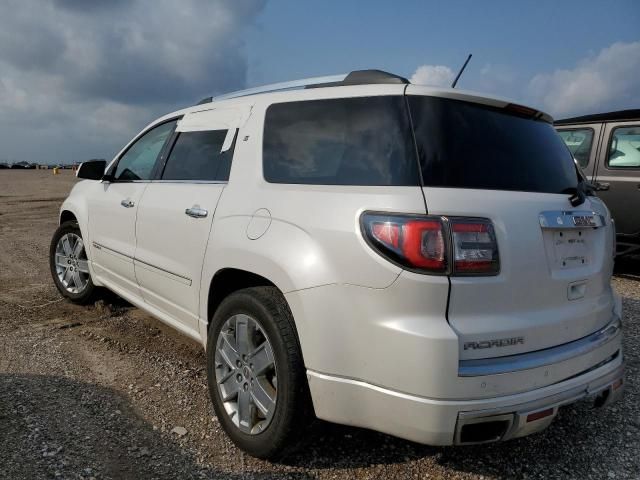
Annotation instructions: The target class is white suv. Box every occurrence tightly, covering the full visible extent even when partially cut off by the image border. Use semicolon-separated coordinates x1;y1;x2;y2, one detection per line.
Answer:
50;70;624;458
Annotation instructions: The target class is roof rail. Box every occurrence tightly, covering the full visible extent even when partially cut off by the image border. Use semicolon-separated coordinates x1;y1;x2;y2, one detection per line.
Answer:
196;69;408;105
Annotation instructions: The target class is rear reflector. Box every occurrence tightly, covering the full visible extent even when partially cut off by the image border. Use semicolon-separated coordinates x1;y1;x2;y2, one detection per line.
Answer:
361;213;499;276
526;408;554;423
612;378;623;390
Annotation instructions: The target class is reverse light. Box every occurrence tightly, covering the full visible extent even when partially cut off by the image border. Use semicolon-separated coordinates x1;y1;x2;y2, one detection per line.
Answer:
450;219;500;275
361;212;499;276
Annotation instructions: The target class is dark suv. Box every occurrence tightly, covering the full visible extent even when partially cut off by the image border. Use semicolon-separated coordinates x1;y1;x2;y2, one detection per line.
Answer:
556;109;640;256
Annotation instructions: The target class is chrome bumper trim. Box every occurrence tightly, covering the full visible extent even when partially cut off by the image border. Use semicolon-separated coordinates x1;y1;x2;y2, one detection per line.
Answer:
458;315;621;377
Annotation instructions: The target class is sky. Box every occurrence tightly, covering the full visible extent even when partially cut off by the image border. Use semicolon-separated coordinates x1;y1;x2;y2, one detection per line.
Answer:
0;0;638;165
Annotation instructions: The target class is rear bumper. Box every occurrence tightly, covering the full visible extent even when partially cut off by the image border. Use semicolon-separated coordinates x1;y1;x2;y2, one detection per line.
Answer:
458;316;622;376
454;359;624;444
307;353;624;446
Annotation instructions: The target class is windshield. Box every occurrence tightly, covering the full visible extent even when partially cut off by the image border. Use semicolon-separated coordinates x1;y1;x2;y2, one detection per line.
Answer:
408;96;579;193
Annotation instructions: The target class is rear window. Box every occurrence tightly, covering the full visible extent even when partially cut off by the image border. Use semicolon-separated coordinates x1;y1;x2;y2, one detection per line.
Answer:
263;96;419;186
408;96;579;193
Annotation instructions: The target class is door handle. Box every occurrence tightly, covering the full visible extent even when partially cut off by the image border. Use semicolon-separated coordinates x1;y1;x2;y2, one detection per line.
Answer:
595;182;610;191
185;205;208;218
120;199;135;208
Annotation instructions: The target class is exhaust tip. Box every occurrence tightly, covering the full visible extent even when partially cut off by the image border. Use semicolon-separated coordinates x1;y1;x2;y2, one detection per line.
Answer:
458;417;512;444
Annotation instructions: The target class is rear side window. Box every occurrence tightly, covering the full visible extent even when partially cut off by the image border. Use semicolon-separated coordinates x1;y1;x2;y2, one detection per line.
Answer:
408;96;578;193
607;126;640;169
263;96;419;186
557;128;594;168
161;130;235;181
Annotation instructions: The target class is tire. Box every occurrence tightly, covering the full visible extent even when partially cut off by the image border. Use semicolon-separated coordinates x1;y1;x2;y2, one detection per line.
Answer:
206;286;312;459
49;221;96;304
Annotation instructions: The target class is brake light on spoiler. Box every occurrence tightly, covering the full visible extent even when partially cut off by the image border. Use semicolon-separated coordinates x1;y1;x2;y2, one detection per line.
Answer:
361;213;500;276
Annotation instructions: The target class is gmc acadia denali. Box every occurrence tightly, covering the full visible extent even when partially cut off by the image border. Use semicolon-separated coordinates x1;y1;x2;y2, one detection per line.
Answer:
50;70;624;458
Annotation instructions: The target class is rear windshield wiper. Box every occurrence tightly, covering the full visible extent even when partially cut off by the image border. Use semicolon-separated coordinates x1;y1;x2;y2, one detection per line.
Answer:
561;180;596;207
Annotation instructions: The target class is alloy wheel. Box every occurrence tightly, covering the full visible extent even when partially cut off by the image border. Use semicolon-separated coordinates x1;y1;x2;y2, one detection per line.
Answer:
214;313;278;434
54;233;90;294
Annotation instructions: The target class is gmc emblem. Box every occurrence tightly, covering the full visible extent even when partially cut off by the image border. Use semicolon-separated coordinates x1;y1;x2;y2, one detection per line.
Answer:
464;337;525;350
572;215;597;227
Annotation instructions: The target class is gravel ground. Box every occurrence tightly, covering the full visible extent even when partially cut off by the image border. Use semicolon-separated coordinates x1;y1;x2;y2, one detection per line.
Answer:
0;170;638;479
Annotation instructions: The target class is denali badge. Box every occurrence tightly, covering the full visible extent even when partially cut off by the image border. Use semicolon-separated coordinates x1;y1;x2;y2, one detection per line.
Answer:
464;337;524;350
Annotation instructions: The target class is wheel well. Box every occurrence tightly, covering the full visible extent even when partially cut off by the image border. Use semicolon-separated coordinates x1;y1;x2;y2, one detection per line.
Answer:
60;210;78;225
207;268;277;328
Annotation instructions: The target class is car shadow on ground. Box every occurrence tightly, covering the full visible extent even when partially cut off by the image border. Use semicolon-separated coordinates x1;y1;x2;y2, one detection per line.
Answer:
280;394;633;478
0;374;313;480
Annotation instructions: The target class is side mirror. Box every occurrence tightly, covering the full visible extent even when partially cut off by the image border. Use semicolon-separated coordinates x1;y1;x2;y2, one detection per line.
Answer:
76;160;107;180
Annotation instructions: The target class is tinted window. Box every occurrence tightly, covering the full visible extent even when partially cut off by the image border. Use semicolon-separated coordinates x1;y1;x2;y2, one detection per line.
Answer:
161;130;234;181
263;96;418;185
114;121;176;181
607;126;640;169
557;128;594;168
408;96;578;193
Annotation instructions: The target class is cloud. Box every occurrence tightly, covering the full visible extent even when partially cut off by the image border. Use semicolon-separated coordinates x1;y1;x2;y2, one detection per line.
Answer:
410;42;640;119
527;41;640;117
0;0;266;164
410;65;454;87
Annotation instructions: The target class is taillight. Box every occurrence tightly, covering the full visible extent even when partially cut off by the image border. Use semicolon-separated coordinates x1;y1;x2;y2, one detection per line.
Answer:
450;219;500;275
361;212;499;276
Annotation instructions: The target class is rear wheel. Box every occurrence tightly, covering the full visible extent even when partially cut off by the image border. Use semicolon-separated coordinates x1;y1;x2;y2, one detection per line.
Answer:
49;221;96;304
206;286;311;459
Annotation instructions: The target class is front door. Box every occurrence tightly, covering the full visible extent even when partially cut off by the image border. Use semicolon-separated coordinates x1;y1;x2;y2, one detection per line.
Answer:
594;121;640;235
134;106;247;332
556;123;602;179
88;120;177;297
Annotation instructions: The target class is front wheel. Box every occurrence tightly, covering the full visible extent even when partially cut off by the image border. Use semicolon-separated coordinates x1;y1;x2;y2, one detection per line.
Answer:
49;221;96;304
206;286;312;459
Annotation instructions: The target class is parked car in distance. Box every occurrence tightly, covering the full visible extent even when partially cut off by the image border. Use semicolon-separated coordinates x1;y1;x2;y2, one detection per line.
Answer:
10;161;36;169
556;109;640;256
51;70;624;459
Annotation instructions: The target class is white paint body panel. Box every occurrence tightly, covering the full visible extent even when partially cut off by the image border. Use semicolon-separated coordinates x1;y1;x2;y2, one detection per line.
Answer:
135;182;224;335
86;182;147;296
58;80;622;447
422;188;615;360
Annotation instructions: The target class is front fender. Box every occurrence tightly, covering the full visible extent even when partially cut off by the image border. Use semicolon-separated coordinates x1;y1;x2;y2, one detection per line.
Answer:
58;180;101;285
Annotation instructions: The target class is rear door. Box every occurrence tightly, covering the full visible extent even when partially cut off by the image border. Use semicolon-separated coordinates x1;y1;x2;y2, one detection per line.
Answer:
407;88;615;359
134;106;249;332
593;121;640;235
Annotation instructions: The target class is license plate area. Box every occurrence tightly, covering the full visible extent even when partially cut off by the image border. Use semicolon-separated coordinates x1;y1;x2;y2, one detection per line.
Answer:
539;210;602;271
552;229;590;269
